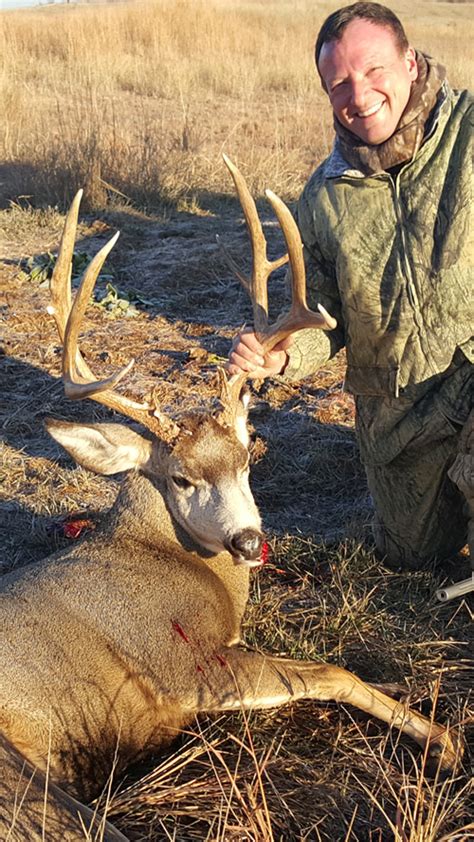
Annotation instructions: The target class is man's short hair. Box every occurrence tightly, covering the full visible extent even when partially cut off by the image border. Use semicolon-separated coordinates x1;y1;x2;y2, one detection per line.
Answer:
315;2;409;70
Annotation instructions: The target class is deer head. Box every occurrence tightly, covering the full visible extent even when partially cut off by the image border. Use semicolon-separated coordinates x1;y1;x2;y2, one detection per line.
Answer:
46;160;335;566
45;191;263;566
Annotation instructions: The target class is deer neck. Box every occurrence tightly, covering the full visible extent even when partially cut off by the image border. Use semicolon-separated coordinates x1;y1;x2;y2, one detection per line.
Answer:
108;471;182;549
104;472;251;618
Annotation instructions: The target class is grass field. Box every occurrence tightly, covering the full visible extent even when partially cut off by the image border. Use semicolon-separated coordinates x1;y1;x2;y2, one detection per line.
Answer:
0;1;473;840
1;0;473;209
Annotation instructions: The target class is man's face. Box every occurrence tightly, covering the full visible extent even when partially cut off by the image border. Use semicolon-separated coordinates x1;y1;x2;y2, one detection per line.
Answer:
318;18;418;145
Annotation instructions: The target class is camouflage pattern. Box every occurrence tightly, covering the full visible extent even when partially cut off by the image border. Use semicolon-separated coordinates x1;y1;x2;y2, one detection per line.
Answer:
369;404;469;570
283;83;473;567
448;411;474;568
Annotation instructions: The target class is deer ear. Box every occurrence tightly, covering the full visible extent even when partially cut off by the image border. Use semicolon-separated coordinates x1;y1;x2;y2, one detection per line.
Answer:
234;386;251;448
46;419;153;475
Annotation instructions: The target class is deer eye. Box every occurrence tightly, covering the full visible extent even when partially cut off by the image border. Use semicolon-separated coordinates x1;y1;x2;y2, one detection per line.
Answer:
171;475;194;491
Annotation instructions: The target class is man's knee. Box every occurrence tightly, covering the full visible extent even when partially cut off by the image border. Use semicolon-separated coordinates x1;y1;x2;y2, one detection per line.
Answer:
448;410;474;566
372;504;467;571
367;422;469;570
372;513;431;571
448;409;473;501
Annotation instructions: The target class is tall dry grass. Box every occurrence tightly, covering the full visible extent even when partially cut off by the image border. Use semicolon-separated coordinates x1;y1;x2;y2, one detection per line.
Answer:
1;0;472;209
1;4;472;839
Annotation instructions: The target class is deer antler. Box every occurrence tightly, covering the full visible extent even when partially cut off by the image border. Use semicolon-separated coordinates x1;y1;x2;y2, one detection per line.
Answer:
48;191;179;441
218;155;336;414
217;154;289;335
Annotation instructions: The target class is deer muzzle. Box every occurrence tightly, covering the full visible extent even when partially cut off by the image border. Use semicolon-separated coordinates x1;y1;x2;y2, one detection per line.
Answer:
226;528;265;567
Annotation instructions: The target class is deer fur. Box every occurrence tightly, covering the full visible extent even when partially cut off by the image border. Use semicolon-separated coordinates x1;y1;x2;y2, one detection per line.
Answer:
0;172;462;838
0;399;461;840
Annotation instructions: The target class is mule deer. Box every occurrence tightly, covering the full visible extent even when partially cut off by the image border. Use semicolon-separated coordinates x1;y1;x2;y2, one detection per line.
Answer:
1;158;461;841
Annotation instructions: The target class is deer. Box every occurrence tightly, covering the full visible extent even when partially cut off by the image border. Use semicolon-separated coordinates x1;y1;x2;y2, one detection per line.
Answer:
0;156;462;841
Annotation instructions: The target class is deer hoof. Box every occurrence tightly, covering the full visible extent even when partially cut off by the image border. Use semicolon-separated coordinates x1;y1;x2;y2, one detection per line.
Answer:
425;730;463;776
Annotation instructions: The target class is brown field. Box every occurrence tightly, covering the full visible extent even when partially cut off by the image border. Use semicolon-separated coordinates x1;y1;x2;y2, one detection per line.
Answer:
1;0;473;207
0;1;473;840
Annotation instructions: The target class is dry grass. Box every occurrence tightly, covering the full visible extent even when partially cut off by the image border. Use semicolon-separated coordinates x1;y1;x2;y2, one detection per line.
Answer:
102;543;472;840
1;239;472;837
1;0;473;210
1;1;473;840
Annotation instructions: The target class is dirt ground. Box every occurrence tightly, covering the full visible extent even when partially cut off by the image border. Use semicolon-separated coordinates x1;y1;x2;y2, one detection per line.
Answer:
0;196;362;570
0;196;472;840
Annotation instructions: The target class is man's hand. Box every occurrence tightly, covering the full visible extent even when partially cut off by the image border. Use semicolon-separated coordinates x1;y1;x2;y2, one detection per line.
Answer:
227;327;293;378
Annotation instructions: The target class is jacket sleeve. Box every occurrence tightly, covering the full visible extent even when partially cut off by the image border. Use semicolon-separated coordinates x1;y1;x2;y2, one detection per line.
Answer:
281;186;346;382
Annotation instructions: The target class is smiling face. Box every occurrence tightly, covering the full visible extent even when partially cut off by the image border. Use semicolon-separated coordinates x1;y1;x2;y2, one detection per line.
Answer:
318;18;418;145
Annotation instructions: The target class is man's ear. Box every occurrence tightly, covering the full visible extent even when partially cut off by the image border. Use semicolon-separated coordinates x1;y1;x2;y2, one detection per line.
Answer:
405;46;418;82
46;419;153;475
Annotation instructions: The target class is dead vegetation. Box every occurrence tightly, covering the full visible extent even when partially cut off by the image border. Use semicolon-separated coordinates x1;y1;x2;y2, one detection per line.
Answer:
1;0;473;210
1;1;473;840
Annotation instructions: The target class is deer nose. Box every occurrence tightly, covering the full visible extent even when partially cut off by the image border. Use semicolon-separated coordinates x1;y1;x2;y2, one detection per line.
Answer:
228;529;264;561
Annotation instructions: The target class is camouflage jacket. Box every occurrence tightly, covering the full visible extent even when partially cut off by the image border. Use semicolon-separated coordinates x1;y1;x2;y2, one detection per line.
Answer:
284;84;473;465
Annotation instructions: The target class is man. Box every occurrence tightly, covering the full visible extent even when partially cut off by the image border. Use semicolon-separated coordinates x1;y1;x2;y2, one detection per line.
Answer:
228;2;473;571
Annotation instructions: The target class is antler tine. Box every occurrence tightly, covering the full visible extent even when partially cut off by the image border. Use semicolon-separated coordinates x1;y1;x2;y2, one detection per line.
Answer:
61;231;136;399
262;189;337;352
49;190;121;389
49;191;119;391
222;154;288;336
49;189;83;343
216;367;248;429
48;192;179;441
215;234;250;292
219;158;336;426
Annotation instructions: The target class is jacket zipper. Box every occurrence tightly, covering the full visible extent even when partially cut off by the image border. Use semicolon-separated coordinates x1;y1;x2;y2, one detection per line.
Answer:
390;175;420;312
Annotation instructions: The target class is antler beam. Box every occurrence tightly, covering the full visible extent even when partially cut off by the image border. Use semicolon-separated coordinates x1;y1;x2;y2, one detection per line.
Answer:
48;191;179;440
219;154;289;336
219;156;337;412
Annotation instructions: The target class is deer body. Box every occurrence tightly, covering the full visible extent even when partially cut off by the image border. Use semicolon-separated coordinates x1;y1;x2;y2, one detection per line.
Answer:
1;421;255;791
0;173;462;839
0;415;462;842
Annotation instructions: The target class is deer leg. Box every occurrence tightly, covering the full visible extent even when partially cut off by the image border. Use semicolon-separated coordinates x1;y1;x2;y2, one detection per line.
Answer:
367;681;408;698
201;649;461;773
0;734;127;842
